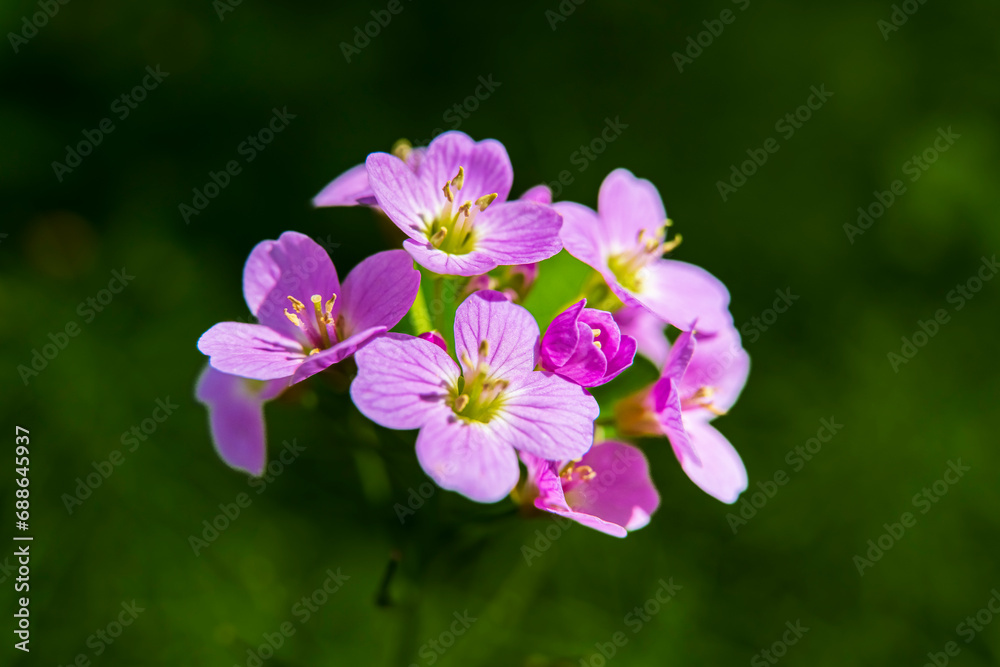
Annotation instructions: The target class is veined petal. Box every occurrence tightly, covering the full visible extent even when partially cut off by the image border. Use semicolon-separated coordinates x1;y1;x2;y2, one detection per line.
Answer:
663;330;696;381
597;168;668;251
603;335;637;384
339;250;420;336
541;299;586;368
680;325;750;416
290;326;386;384
198;322;303;381
474;200;563;268
366;152;439;242
522;452;628;538
350;333;460;430
416;410;520;503
623;258;732;334
579;308;621;360
312;162;375;207
402;239;499;277
454;291;539;379
553;201;607;271
242;231;342;341
493;370;599;461
553;322;608;387
421;131;513;207
565;441;660;533
195;365;286;476
678;418;747;504
650;377;697;465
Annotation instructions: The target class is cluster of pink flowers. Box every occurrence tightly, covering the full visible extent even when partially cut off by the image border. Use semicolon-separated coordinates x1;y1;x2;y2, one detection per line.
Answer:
195;131;750;537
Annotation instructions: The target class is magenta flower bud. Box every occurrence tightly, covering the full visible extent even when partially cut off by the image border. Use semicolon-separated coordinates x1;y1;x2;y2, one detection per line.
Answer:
417;330;448;352
540;299;637;387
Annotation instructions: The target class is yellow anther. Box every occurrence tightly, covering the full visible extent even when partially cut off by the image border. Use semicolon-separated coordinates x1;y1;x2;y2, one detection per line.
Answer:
430;227;448;246
478;340;489;357
460;351;473;368
576;465;597;481
661;233;683;253
704;404;728;416
475;193;498;211
311;295;331;348
308;348;320;356
665;218;674;227
457;201;472;217
391;138;413;161
454;394;470;412
287;296;305;312
325;294;337;319
442;182;454;203
451;166;465;191
594;341;602;350
644;238;659;253
284;309;303;327
592;328;601;337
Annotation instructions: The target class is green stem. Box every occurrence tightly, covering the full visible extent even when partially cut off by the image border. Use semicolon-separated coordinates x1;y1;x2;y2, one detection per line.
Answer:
408;281;432;334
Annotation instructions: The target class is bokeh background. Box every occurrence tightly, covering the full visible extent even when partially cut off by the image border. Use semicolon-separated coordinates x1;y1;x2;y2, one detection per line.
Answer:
3;0;999;665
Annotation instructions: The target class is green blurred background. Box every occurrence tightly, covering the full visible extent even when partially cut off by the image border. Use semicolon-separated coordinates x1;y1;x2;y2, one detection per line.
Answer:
3;0;999;665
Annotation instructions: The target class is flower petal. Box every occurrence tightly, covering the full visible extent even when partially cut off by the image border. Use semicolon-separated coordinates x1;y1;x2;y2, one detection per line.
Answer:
521;452;628;538
290;326;386;384
473;201;563;266
242;231;342;342
195;365;286;476
541;299;585;369
350;333;460;430
678;418;748;504
417;330;448;351
597;168;668;250
416;410;520;503
198;322;303;381
579;308;621;360
421;131;513;206
650;377;697;465
621;258;732;334
553;201;607;271
680;325;750;416
366;152;438;242
402;239;499;276
454;290;539;379
519;184;553;204
312;162;376;208
613;306;670;368
663;329;696;381
603;334;637;384
493;370;599;461
565;441;660;532
553;322;608;387
338;250;420;336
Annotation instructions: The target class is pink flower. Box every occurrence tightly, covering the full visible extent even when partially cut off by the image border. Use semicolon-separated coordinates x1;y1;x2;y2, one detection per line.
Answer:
364;132;563;276
556;168;732;334
519;441;660;538
617;326;750;503
198;232;420;384
312;140;425;208
350;291;599;503
540;299;637;387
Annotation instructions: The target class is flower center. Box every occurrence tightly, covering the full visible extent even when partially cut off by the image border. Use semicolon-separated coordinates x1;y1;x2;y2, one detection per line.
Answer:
682;386;726;416
607;220;682;291
284;293;339;353
448;339;507;423
423;166;498;256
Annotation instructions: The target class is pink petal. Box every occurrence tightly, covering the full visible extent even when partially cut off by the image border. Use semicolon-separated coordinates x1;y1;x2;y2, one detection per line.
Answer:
552;322;608;387
493;370;599;461
597;168;668;250
519;184;553;204
621;258;732;334
312;162;375;207
650;377;697;464
195;365;286;476
338;250;420;335
540;300;586;369
350;333;460;430
566;441;660;532
679;325;750;416
198;322;303;381
663;330;696;381
454;291;539;379
290;326;386;384
678;418;747;504
603;335;637;384
578;308;621;360
366;152;438;242
473;201;563;266
553;201;607;271
416;409;520;503
417;330;448;351
614;306;670;368
421;131;513;207
402;238;499;277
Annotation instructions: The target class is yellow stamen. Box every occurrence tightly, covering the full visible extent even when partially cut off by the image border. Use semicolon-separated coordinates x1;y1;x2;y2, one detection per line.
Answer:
454;394;470;412
430;227;448;246
575;465;597;481
311;295;331;348
594;341;602;350
457;201;472;217
475;193;498;211
478;340;489;357
460;351;473;368
661;233;683;253
451;166;465;191
287;296;305;312
665;218;674;227
592;328;601;337
442;182;454;203
284;309;303;327
325;294;337;319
